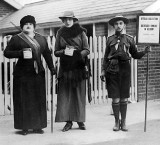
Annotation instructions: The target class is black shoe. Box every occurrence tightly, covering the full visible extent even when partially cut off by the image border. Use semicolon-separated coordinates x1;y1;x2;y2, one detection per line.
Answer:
62;122;73;132
77;122;86;130
33;129;44;134
22;130;28;135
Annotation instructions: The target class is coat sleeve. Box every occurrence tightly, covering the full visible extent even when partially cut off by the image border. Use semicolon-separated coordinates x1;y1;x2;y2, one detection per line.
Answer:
3;36;23;58
42;36;55;71
80;31;90;57
129;37;146;59
102;37;110;72
54;31;65;57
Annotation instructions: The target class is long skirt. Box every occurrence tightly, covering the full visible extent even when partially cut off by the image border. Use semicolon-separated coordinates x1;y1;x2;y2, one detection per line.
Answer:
55;78;86;122
13;74;47;130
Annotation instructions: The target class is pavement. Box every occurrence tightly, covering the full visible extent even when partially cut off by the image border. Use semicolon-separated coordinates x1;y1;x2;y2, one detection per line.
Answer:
0;100;160;145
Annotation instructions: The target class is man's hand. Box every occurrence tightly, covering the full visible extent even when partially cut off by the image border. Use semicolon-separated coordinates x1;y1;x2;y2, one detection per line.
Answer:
145;45;151;53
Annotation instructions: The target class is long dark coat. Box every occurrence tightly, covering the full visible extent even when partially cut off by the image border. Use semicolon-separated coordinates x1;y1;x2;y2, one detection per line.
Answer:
54;23;90;122
4;33;54;130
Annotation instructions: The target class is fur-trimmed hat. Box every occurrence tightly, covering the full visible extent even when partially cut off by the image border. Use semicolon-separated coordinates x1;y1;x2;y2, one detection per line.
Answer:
59;11;78;22
109;15;129;26
20;15;36;29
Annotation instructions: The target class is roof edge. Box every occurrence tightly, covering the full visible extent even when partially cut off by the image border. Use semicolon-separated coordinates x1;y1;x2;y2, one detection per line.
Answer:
143;0;160;13
0;10;143;34
4;0;22;9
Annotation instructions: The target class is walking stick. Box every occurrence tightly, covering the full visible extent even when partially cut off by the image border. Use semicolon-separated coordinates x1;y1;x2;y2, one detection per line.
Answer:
51;75;53;133
144;50;149;132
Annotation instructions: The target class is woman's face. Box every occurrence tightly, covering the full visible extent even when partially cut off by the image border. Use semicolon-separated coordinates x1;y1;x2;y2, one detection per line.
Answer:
22;23;35;34
63;18;74;27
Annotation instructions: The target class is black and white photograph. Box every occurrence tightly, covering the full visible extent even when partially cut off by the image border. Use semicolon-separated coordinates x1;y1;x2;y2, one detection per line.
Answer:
0;0;160;145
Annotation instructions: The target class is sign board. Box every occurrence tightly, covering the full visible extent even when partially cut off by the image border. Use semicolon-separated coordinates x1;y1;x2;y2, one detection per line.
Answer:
137;13;160;45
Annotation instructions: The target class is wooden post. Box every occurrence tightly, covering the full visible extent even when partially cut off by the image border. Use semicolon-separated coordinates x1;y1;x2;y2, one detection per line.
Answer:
0;35;4;115
51;75;53;133
144;51;149;132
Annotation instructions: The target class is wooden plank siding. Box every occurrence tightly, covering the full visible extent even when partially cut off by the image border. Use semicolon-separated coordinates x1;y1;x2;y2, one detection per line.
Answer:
95;23;108;37
0;0;16;19
0;0;157;33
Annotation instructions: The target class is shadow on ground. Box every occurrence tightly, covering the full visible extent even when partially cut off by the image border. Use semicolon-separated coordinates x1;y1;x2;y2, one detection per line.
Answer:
87;119;160;145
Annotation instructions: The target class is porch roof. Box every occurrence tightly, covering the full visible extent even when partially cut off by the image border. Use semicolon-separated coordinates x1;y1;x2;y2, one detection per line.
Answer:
0;0;157;33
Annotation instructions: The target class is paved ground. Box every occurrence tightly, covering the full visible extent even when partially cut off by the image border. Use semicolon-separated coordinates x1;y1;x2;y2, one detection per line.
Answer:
0;100;160;145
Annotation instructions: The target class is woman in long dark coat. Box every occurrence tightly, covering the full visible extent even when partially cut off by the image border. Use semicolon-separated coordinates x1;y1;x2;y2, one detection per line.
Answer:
4;15;56;135
54;11;90;132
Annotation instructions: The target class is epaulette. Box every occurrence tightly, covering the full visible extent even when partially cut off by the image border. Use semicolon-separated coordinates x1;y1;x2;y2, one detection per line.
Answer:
124;34;134;38
107;34;115;39
107;34;116;42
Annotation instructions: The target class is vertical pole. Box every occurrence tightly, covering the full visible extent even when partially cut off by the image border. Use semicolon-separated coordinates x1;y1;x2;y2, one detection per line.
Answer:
51;75;53;133
135;59;138;102
144;52;149;132
89;36;93;104
93;23;97;103
0;35;4;115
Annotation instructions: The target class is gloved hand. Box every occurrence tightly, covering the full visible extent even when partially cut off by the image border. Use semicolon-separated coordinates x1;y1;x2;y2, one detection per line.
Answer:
51;68;56;75
100;71;105;82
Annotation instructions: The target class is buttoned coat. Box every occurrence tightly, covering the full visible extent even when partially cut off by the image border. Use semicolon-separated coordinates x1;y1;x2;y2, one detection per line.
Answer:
4;33;54;129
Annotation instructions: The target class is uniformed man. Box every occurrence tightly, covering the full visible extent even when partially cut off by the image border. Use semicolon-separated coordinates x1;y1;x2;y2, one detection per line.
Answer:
100;15;150;131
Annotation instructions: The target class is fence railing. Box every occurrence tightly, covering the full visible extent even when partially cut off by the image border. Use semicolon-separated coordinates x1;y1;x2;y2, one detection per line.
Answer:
0;35;137;115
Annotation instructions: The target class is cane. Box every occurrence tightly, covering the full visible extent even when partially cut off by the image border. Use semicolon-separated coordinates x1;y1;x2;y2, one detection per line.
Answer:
51;75;53;133
144;47;150;132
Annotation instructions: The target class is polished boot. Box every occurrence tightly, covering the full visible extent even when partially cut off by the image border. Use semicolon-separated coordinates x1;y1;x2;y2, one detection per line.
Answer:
33;129;44;134
120;101;128;131
62;121;73;132
77;122;86;130
121;119;128;131
113;119;120;131
112;102;120;131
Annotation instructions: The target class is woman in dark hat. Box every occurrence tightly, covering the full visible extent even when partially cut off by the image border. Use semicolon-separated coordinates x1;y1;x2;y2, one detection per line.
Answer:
101;15;150;132
54;11;90;131
4;15;56;135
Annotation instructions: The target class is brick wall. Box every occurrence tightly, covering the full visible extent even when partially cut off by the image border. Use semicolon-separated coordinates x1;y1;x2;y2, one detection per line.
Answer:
126;19;160;101
0;1;16;20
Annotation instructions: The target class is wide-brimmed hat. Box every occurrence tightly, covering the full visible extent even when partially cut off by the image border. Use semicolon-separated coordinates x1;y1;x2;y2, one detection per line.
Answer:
20;15;36;28
59;11;78;21
109;15;129;26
